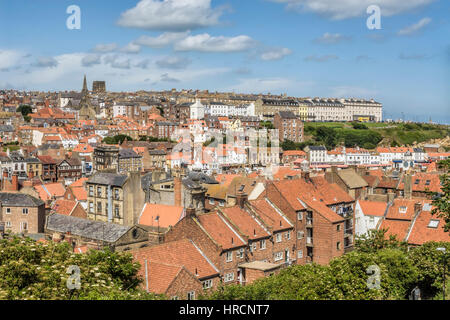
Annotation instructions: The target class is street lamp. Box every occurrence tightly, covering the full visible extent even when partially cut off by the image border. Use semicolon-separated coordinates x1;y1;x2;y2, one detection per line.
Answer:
437;247;447;300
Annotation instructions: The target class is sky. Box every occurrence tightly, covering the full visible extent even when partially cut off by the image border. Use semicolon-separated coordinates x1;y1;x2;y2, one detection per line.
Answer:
0;0;449;123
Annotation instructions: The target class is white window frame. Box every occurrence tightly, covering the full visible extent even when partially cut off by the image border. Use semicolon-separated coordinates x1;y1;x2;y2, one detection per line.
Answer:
22;208;29;215
226;251;233;262
224;272;235;283
274;251;283;262
187;291;195;300
5;208;11;215
297;212;303;221
275;233;282;243
260;239;266;250
297;250;303;259
202;279;213;290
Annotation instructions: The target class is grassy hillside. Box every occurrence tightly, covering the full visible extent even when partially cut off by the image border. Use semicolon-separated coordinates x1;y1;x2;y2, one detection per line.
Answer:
301;122;449;150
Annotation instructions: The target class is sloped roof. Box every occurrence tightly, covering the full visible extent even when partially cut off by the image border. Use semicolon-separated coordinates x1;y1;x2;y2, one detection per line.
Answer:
0;192;44;207
358;200;387;217
139;203;184;229
46;214;130;243
88;172;128;187
337;169;368;189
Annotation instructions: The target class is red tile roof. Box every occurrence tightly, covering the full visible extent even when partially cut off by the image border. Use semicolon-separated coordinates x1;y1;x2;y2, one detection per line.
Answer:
138;203;184;229
407;207;450;245
221;206;270;240
197;212;246;250
132;239;219;279
358;200;387;217
249;198;293;232
51;199;77;216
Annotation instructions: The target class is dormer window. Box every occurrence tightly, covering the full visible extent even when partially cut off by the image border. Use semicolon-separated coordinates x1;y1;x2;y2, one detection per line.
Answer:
399;206;407;214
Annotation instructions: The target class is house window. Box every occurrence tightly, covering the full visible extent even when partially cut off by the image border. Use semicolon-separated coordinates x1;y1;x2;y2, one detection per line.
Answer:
399;206;407;214
22;208;29;215
260;239;266;250
275;233;282;243
5;221;12;228
226;251;233;262
97;187;102;197
5;208;11;215
274;252;283;261
297;212;303;221
219;201;225;207
336;224;341;232
238;248;244;259
89;186;94;197
115;189;120;200
203;279;213;289
297;250;303;259
337;242;341;250
285;231;291;240
224;272;235;283
114;205;120;218
20;222;28;232
209;199;215;205
297;231;304;239
97;202;102;213
187;291;195;300
89;202;94;213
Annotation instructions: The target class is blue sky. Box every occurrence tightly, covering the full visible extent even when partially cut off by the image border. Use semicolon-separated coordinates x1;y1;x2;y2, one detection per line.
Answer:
0;0;449;123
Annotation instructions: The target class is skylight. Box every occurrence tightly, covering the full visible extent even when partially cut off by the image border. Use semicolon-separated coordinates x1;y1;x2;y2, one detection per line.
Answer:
428;220;440;228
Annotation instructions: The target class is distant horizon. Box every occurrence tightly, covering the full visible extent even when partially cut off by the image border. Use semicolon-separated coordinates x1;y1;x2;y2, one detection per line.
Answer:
1;0;448;124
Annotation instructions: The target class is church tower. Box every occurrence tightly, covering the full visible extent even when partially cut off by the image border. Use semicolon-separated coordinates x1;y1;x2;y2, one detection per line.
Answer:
78;75;96;120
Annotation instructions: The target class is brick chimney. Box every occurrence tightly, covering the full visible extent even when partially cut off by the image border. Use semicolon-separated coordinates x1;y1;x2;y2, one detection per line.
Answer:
174;176;182;207
186;206;196;218
236;192;248;209
11;173;19;192
404;173;412;199
414;202;422;214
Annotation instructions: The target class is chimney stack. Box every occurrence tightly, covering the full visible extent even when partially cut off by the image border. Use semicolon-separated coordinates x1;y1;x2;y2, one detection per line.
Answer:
414;202;422;214
404;173;412;199
236;192;248;209
11;173;19;192
186;206;196;218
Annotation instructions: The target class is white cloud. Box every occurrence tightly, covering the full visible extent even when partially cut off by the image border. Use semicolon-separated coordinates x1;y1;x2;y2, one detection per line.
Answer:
0;50;25;70
398;17;431;36
160;73;180;82
135;32;190;48
313;32;351;44
35;56;59;68
117;0;225;31
0;51;230;91
81;54;102;67
156;56;191;69
223;77;314;95
121;42;142;54
260;48;292;61
93;43;119;53
270;0;435;20
174;34;257;52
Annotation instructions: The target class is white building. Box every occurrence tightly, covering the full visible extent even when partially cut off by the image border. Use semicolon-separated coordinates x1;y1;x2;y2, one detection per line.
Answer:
190;99;205;120
355;200;388;237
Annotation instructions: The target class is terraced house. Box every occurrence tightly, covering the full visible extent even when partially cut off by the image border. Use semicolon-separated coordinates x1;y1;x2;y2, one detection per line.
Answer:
86;172;145;226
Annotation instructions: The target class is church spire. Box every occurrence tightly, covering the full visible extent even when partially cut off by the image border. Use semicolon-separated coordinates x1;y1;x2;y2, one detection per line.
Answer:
82;75;88;95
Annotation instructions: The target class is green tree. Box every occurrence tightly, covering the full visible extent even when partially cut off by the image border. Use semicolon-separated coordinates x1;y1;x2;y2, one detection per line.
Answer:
432;159;450;232
0;237;160;300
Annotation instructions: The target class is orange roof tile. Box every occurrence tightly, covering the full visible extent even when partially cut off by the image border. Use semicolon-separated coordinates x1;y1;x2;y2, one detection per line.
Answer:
51;199;77;216
197;212;246;250
358;200;387;217
132;239;219;279
139;203;184;228
221;206;269;240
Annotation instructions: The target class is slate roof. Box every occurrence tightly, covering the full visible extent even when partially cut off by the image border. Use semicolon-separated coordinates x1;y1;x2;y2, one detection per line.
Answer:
119;148;141;159
46;214;130;243
88;172;128;187
0;192;44;207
